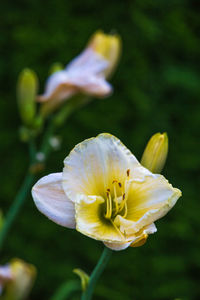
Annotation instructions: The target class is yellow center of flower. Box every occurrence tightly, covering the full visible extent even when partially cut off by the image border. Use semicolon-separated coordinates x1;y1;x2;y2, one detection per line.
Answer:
104;169;131;221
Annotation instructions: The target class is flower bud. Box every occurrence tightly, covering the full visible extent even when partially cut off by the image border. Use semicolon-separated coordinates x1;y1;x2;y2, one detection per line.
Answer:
3;258;36;300
141;132;168;173
88;30;121;78
17;69;38;126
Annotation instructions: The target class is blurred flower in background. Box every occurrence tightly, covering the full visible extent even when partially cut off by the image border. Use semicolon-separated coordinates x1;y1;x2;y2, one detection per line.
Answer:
0;264;12;295
37;30;121;114
0;259;36;300
32;133;181;251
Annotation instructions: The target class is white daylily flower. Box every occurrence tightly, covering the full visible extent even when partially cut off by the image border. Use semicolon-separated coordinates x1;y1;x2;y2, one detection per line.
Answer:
32;133;181;251
37;31;121;105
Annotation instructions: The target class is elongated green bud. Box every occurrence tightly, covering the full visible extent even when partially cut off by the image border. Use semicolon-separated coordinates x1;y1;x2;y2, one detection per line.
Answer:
17;69;38;126
141;132;168;173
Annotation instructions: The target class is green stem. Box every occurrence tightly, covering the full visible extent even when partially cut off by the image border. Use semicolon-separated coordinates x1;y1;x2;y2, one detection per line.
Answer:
40;119;56;157
0;95;93;251
29;138;37;162
0;172;35;251
81;247;112;300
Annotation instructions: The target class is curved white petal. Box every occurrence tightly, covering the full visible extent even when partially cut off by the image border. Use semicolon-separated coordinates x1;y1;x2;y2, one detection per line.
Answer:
103;223;157;251
37;71;76;102
62;133;142;202
103;241;132;251
124;175;182;232
67;74;112;97
32;173;75;228
143;223;157;235
66;48;109;76
38;48;111;102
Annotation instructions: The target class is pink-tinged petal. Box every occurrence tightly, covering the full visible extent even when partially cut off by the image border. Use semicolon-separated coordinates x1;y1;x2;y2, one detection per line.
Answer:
32;173;75;228
66;48;109;76
38;49;111;103
37;71;76;102
66;74;112;98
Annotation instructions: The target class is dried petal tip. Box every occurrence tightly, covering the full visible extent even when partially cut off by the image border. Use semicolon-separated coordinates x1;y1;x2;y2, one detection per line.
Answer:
141;132;168;173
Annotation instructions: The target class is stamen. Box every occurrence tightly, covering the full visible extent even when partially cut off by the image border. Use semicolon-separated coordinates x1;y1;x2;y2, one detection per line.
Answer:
112;181;119;213
127;169;130;177
118;182;122;188
105;190;112;219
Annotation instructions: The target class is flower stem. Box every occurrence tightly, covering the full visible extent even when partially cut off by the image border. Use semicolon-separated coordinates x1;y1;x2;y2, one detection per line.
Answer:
0;171;35;251
81;247;112;300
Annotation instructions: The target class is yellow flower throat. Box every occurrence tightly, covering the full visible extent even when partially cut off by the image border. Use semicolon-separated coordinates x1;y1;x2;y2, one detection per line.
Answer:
104;169;131;220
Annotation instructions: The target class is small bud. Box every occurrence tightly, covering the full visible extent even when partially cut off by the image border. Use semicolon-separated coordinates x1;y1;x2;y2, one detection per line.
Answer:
1;258;36;300
73;268;89;291
141;132;168;173
17;69;38;126
49;62;64;75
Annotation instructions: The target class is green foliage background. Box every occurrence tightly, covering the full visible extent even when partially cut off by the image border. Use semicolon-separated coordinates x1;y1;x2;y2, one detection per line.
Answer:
1;0;200;299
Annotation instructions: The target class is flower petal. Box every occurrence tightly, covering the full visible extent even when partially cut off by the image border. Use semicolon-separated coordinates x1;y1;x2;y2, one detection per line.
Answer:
62;133;142;202
32;173;75;228
103;241;132;251
124;175;181;232
37;71;76;102
75;195;125;242
66;48;109;76
104;223;157;250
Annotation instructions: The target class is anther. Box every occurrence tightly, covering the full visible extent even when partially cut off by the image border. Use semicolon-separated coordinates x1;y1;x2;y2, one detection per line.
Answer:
127;169;130;177
118;182;122;188
107;188;110;192
123;193;125;200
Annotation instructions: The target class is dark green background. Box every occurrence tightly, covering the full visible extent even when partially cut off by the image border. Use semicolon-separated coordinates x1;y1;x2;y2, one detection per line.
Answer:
1;0;200;299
